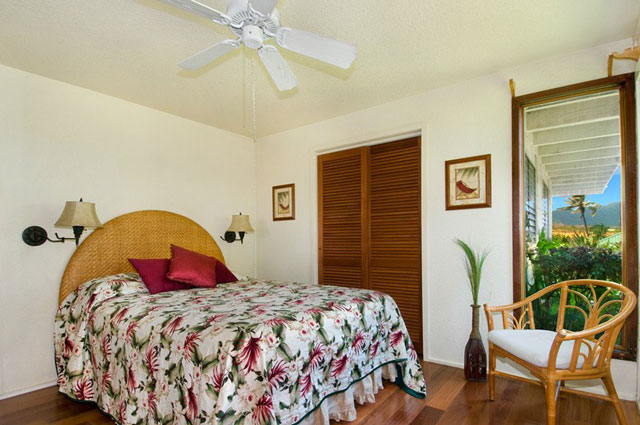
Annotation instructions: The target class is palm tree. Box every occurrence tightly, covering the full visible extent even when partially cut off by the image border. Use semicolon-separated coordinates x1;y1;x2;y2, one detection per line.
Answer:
558;195;600;236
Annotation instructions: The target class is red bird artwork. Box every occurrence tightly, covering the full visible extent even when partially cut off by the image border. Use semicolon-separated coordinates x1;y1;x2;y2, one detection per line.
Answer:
456;180;477;194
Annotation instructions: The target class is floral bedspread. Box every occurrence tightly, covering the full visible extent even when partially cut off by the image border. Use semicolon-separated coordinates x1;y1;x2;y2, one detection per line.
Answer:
54;274;425;425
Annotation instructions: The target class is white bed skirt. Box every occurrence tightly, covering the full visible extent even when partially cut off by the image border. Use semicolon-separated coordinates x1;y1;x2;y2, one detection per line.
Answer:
299;363;399;425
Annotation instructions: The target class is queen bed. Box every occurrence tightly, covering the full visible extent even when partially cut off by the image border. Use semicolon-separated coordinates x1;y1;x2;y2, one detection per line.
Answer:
53;211;425;425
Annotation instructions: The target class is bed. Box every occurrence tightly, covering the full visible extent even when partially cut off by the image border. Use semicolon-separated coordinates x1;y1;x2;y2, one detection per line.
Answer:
54;211;425;425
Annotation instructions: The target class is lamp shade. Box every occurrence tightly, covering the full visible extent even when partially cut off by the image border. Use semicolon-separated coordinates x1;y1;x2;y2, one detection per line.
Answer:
54;201;102;228
226;214;254;233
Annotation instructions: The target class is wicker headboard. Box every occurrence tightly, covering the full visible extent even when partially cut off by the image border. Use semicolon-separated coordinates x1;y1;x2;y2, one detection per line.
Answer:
58;210;225;304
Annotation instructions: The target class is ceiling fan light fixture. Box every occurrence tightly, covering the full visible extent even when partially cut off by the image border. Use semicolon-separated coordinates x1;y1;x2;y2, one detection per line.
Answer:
242;25;264;50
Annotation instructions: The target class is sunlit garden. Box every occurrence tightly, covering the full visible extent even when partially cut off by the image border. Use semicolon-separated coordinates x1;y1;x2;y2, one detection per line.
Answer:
526;195;623;332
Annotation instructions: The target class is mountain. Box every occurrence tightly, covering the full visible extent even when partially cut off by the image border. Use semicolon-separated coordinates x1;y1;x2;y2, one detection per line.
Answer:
552;201;621;227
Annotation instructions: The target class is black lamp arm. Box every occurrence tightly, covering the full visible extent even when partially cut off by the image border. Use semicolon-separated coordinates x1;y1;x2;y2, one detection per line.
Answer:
22;225;85;246
220;231;246;244
48;234;67;243
53;226;84;245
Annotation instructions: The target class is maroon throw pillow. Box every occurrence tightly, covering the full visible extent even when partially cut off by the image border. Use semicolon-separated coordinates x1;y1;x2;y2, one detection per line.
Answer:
216;261;238;284
128;258;193;294
167;245;217;288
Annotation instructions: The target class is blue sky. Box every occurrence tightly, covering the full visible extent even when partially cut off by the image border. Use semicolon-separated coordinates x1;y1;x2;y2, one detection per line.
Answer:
552;168;621;210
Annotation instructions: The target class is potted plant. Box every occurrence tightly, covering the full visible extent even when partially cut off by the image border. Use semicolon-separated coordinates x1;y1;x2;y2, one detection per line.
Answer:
455;239;489;381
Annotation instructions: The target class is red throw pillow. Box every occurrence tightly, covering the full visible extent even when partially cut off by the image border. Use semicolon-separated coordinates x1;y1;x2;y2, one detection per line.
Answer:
167;245;217;288
129;258;193;294
216;261;238;284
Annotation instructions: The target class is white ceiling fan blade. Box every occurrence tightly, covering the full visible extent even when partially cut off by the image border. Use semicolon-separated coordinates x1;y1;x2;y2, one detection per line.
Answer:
258;45;298;91
249;0;278;16
276;27;356;69
179;40;239;70
159;0;227;22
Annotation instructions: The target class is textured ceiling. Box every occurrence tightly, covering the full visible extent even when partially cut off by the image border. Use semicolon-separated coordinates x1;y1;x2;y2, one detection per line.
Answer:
0;1;638;137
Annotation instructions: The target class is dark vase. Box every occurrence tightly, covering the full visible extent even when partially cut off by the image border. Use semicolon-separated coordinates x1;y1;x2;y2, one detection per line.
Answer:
464;304;487;381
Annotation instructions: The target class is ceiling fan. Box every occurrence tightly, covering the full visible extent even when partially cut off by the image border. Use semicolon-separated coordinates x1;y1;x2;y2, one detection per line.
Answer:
159;0;357;91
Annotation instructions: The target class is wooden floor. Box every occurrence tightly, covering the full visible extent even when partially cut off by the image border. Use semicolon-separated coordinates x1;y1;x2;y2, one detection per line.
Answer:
1;362;639;424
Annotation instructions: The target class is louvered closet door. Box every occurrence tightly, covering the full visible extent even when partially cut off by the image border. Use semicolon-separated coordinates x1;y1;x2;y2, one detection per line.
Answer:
369;137;422;350
318;147;368;288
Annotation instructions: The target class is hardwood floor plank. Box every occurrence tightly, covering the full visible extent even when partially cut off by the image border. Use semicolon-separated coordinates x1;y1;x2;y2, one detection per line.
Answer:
408;405;444;425
351;385;422;425
499;378;543;425
51;409;113;425
435;378;492;425
424;363;467;411
0;387;60;416
1;362;638;425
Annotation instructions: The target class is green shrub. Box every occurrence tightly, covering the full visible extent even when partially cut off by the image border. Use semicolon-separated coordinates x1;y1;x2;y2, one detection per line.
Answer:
527;246;622;331
532;246;621;285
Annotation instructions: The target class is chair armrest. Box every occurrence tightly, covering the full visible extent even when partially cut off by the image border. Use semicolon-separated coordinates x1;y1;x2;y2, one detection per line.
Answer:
484;283;567;331
486;282;564;313
484;299;537;331
547;329;603;372
547;304;634;371
484;298;531;313
555;310;629;342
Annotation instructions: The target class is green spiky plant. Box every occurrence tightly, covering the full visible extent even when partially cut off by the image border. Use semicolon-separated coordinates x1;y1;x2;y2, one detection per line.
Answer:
455;239;489;306
456;238;490;382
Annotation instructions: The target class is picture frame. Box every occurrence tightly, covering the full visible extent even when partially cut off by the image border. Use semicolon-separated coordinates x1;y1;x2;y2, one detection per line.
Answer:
445;154;491;210
272;183;295;221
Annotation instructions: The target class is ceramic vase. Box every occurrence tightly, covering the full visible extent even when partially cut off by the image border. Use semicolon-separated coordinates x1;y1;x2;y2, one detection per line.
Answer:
464;304;487;381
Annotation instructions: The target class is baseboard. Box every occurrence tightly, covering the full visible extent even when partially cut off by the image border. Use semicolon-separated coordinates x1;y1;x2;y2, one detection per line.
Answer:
425;356;464;370
0;380;56;400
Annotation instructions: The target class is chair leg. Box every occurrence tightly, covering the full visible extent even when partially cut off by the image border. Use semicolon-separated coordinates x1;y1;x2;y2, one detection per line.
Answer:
602;371;628;425
488;343;496;401
545;379;557;425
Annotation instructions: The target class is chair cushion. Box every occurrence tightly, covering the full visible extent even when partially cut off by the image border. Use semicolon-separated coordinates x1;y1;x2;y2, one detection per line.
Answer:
488;329;592;369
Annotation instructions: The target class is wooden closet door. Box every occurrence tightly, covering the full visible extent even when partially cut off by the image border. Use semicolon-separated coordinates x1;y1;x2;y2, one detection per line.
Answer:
369;137;422;350
318;147;369;288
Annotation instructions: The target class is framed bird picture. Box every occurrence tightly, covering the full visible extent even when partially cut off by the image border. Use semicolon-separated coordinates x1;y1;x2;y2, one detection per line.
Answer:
273;183;295;221
445;154;491;210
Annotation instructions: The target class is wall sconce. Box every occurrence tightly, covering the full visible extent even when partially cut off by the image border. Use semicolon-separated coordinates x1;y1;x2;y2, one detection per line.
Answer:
221;213;254;244
22;199;102;246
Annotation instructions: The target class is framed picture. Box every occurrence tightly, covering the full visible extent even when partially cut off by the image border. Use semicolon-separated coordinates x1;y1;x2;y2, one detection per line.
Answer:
445;154;491;210
272;183;295;221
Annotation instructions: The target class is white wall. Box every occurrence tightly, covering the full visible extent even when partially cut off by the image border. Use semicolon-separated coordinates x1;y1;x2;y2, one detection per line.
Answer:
255;39;639;399
0;64;256;398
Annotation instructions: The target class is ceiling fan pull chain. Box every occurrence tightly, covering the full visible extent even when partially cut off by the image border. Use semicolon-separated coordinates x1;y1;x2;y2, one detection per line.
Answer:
242;47;245;130
251;51;257;142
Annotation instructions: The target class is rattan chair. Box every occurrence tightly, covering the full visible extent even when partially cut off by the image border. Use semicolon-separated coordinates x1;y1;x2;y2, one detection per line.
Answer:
484;280;636;425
